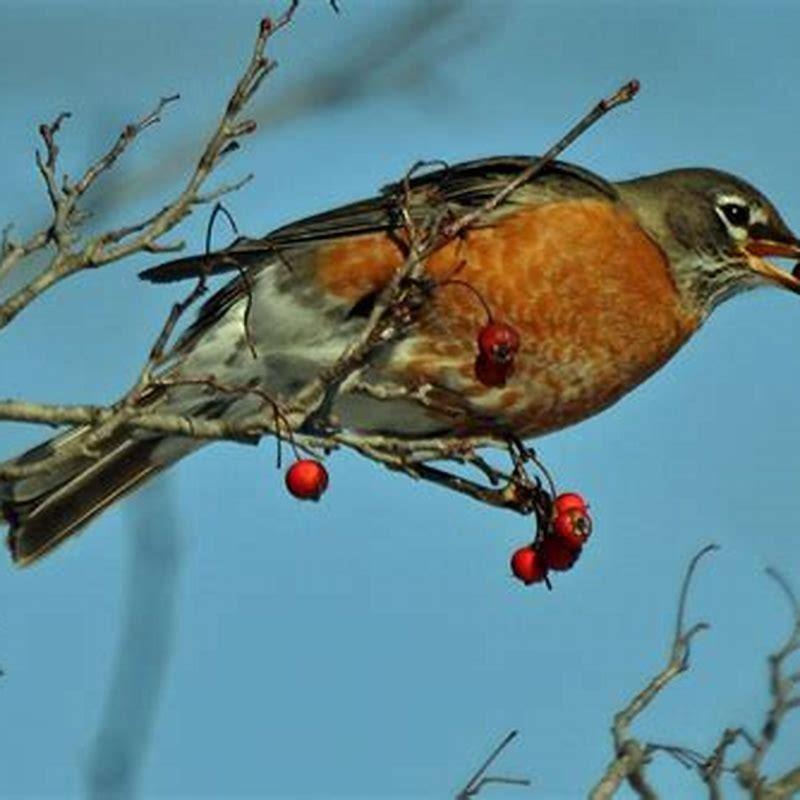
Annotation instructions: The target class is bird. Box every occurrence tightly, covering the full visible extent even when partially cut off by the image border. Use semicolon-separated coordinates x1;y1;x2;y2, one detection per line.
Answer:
3;156;800;566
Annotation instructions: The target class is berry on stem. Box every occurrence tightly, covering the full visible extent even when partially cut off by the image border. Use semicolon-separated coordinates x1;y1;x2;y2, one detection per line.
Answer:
552;508;593;549
510;546;547;585
553;492;588;515
285;459;329;501
474;352;512;387
540;537;581;571
477;321;520;365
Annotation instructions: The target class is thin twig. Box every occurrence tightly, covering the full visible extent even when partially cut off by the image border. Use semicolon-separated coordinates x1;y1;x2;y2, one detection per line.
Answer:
0;4;300;328
589;545;718;800
442;79;640;240
455;730;531;799
590;558;800;799
732;568;800;797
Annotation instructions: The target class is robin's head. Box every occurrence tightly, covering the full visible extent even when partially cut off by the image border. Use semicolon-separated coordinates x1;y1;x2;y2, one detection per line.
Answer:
617;168;800;313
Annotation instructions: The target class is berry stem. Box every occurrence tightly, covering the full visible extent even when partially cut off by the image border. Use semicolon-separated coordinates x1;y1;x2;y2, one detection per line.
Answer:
436;278;494;324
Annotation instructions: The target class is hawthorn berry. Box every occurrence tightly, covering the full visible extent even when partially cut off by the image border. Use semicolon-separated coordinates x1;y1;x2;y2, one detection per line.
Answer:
474;352;512;387
285;459;329;501
510;546;547;585
552;508;593;550
540;536;580;571
477;321;520;365
553;492;588;515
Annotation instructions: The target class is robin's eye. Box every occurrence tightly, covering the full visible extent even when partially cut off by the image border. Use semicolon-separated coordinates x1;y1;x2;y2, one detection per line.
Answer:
719;202;750;228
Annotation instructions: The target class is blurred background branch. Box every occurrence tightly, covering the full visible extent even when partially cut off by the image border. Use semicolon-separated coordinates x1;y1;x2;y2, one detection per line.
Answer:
34;1;479;236
84;479;181;800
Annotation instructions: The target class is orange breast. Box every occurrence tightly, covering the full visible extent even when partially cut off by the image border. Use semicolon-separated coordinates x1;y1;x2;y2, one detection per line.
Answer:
315;199;700;437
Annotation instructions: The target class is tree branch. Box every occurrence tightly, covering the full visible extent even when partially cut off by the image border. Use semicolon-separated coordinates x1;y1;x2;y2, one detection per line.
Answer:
733;568;800;797
455;730;531;799
0;4;300;328
589;544;718;800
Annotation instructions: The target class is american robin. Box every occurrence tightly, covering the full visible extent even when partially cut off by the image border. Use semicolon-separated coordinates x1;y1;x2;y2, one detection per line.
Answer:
4;156;800;565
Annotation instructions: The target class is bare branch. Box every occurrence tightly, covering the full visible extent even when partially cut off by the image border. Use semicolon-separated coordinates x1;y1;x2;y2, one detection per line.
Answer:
73;94;180;198
732;568;800;797
616;545;717;743
455;730;531;799
589;545;718;800
588;559;800;799
442;79;640;240
762;766;800;800
0;4;300;328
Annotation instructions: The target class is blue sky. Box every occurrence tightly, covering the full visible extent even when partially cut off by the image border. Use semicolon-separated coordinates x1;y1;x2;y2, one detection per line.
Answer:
1;1;799;797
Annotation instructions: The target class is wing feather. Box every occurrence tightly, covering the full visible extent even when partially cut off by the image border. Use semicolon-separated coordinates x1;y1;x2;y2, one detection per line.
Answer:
139;156;616;284
146;157;617;356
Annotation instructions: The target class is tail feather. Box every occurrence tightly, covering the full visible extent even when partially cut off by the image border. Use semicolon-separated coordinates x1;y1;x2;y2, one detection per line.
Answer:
2;433;195;567
3;425;129;504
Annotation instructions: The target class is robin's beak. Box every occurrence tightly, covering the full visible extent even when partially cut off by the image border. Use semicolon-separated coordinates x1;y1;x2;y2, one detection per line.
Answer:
744;235;800;294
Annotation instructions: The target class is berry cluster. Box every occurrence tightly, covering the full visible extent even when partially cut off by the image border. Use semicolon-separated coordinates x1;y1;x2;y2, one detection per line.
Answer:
510;492;593;586
474;321;520;387
280;309;590;593
282;457;592;591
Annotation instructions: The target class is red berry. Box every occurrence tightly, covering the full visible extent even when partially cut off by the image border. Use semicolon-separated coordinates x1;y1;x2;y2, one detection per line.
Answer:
552;509;593;549
540;537;581;571
477;322;520;365
285;459;329;501
510;546;547;585
474;353;512;387
554;492;588;515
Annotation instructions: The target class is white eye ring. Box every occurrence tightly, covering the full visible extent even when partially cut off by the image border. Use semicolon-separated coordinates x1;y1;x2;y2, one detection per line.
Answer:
714;194;753;240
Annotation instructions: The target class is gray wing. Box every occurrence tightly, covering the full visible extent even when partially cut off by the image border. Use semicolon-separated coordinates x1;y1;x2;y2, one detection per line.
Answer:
138;156;616;284
145;157;617;356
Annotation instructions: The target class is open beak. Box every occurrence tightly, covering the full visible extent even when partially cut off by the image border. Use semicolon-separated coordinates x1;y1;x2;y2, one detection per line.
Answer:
744;236;800;294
